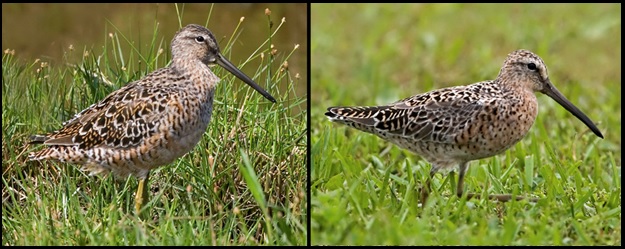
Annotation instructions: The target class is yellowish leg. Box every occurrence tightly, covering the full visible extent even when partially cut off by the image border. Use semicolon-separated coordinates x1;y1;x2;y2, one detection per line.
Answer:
456;162;539;202
134;171;150;215
422;162;540;205
420;168;437;205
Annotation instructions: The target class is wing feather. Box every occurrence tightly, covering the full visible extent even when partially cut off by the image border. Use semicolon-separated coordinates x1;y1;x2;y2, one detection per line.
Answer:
32;68;181;150
327;82;501;144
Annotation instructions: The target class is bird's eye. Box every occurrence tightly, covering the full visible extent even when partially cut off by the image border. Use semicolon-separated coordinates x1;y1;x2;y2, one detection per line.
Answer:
527;63;537;71
195;36;205;43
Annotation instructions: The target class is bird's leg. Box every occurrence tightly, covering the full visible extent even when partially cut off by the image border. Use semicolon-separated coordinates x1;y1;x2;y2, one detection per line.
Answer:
456;162;468;199
456;162;538;202
420;168;437;204
135;171;151;214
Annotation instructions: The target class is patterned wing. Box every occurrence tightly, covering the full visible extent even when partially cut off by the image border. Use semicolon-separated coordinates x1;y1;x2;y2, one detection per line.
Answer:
326;83;495;144
29;70;182;159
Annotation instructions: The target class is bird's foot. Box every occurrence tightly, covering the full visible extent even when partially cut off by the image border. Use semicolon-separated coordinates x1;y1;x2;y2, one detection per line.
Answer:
460;192;539;202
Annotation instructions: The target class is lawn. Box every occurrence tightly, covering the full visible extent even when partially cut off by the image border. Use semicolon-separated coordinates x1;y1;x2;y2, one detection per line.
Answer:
2;5;307;245
311;3;621;245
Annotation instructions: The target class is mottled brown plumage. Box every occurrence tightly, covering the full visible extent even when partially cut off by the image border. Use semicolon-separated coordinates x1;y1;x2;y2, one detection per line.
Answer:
29;24;276;213
326;49;603;202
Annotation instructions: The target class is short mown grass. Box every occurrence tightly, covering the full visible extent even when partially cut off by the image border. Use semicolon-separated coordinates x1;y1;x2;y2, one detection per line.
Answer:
2;5;306;246
311;3;620;246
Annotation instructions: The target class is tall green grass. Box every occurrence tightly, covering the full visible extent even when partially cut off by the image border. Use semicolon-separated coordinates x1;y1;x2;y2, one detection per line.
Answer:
2;5;306;246
311;3;620;245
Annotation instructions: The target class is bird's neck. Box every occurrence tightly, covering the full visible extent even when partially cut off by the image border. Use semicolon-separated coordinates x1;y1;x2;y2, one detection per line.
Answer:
170;57;220;90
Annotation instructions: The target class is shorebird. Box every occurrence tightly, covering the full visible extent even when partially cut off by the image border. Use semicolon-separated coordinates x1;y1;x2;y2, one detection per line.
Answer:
29;24;276;214
326;49;603;203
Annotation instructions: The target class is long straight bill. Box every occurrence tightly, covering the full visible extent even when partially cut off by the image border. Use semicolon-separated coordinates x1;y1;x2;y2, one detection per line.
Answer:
541;79;603;138
216;54;276;103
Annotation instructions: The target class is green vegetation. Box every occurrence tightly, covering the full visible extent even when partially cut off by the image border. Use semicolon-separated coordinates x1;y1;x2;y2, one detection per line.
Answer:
2;5;306;246
311;3;620;245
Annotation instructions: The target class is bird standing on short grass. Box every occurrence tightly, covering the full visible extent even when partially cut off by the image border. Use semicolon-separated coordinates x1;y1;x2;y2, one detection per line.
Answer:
326;49;603;203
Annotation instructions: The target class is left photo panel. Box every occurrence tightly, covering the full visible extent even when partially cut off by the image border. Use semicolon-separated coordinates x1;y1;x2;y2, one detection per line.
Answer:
2;3;307;245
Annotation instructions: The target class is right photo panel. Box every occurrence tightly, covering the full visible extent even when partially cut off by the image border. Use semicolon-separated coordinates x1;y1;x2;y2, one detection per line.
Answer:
310;3;620;246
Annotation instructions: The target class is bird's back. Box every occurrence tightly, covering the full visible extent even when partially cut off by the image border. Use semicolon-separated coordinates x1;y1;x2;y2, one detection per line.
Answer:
29;65;218;179
326;81;539;171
